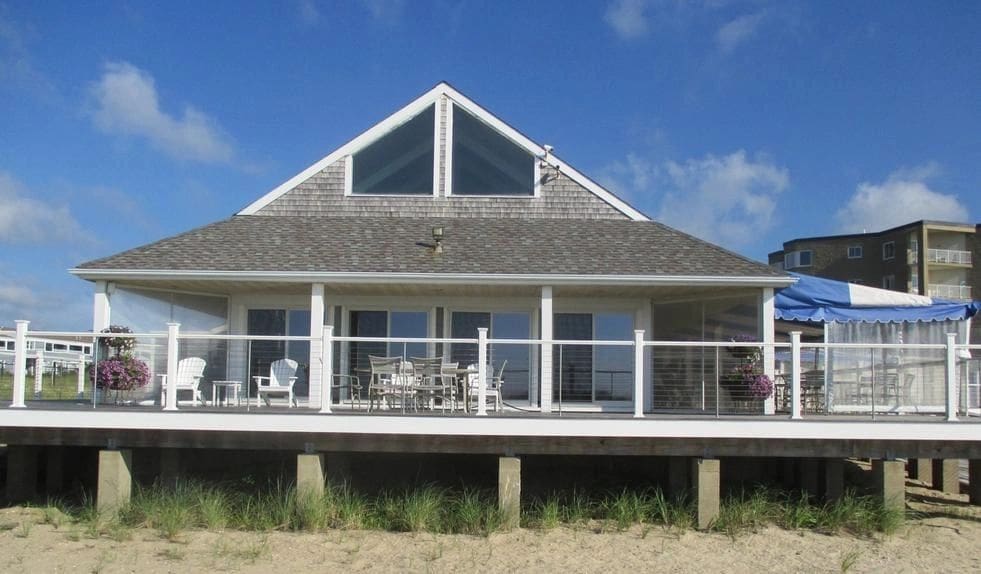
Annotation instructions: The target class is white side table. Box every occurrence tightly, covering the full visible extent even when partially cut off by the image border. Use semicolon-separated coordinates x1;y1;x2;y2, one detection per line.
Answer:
212;380;242;407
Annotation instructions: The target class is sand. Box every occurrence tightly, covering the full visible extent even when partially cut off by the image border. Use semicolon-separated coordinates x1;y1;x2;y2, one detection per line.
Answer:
1;483;978;574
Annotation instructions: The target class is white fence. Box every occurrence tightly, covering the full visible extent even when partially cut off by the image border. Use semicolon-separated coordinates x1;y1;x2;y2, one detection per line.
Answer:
1;321;977;421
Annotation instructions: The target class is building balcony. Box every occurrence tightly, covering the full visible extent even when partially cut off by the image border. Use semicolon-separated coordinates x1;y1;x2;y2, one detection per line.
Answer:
928;284;973;300
927;248;972;266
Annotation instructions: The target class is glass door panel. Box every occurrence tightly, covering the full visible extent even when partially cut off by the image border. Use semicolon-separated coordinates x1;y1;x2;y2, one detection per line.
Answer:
390;311;428;359
594;313;633;401
489;312;531;401
553;313;593;402
287;309;311;394
450;312;490;368
350;311;387;392
247;309;286;394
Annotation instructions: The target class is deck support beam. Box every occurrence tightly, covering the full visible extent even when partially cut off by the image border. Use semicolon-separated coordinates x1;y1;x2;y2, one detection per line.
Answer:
969;460;981;505
824;458;844;501
5;446;38;502
498;456;521;529
932;459;960;494
297;452;326;499
908;458;933;484
97;449;132;514
160;448;180;487
692;458;720;529
873;459;905;514
45;447;64;494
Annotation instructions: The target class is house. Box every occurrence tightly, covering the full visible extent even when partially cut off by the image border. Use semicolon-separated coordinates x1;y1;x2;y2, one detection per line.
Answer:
4;83;979;525
70;82;792;414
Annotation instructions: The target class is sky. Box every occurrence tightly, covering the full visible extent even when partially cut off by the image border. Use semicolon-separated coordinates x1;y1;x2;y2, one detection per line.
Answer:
0;0;978;330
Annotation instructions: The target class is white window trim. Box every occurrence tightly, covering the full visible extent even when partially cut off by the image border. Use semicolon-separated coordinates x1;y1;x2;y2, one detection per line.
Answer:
445;102;540;199
342;103;440;198
847;245;863;259
882;241;895;260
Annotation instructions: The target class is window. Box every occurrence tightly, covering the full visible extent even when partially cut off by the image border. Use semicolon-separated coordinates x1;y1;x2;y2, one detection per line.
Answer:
882;275;896;290
783;250;813;269
847;245;863;259
451;105;535;196
350;104;436;195
882;241;895;260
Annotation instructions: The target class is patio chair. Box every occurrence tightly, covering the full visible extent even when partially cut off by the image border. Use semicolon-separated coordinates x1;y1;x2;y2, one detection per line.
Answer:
158;357;206;407
468;360;506;413
331;373;363;409
411;357;457;412
367;355;403;412
254;358;299;407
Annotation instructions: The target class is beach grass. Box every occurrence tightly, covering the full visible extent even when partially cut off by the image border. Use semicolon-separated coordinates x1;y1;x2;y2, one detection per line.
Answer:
37;479;902;540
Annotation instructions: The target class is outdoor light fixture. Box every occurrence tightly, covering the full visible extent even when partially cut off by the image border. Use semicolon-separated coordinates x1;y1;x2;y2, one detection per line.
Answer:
432;225;444;254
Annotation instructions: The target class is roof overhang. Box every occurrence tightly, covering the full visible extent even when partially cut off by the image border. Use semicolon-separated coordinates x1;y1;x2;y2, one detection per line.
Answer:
70;268;795;288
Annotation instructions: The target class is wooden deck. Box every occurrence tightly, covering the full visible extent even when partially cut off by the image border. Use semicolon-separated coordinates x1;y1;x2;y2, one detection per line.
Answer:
1;400;979;460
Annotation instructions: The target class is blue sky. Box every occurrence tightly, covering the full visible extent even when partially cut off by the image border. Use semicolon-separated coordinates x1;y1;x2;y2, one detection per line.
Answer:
0;0;978;329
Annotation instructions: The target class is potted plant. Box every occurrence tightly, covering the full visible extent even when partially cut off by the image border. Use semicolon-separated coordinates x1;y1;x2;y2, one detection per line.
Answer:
89;325;150;403
722;334;774;406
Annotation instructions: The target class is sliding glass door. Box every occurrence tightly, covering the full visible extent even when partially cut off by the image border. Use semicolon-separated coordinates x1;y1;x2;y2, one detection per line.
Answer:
553;312;633;405
450;311;532;403
348;310;429;394
247;309;310;395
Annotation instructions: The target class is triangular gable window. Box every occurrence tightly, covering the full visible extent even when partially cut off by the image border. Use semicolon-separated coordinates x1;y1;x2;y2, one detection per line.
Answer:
451;105;535;196
351;103;436;195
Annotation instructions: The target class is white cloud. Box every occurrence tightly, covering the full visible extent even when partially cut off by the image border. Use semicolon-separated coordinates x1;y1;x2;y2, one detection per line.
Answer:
0;171;91;244
298;0;321;26
602;150;789;247
835;167;968;233
604;0;650;39
658;151;789;246
0;275;92;331
89;62;235;163
716;11;764;54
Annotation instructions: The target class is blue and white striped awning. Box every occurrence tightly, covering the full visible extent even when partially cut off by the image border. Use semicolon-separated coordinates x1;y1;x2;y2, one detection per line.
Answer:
775;273;981;323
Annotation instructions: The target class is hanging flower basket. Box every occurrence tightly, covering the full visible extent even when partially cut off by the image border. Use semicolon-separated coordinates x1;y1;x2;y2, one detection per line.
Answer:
88;325;150;401
724;335;774;401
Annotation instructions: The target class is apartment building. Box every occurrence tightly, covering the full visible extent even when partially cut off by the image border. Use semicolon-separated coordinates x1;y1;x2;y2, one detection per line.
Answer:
768;220;978;302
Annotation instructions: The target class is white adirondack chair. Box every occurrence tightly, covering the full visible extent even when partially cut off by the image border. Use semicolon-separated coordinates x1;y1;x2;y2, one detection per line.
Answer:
158;357;207;407
254;358;299;407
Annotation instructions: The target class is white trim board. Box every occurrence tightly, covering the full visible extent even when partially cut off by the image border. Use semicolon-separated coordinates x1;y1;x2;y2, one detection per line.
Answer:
0;409;979;442
69;268;796;288
236;82;649;221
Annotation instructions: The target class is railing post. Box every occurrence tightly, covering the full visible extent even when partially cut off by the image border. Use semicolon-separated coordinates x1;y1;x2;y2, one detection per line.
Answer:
33;349;44;399
164;322;180;411
790;331;802;420
633;330;645;418
945;332;958;422
11;320;29;408
76;353;86;398
477;327;488;417
319;325;333;414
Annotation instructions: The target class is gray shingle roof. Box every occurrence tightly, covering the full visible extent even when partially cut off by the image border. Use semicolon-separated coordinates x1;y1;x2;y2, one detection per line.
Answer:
75;216;785;278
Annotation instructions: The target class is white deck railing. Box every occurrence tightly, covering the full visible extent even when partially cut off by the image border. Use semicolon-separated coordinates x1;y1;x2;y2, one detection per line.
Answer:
928;284;973;300
0;321;977;421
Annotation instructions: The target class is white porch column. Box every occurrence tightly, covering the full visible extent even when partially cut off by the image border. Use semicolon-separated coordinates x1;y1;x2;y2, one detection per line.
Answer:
945;332;958;421
93;281;111;332
637;303;654;412
633;329;645;418
319;325;334;414
761;287;776;415
11;320;28;408
477;327;489;417
33;349;43;398
540;286;554;413
790;331;802;420
308;284;326;410
163;322;180;411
